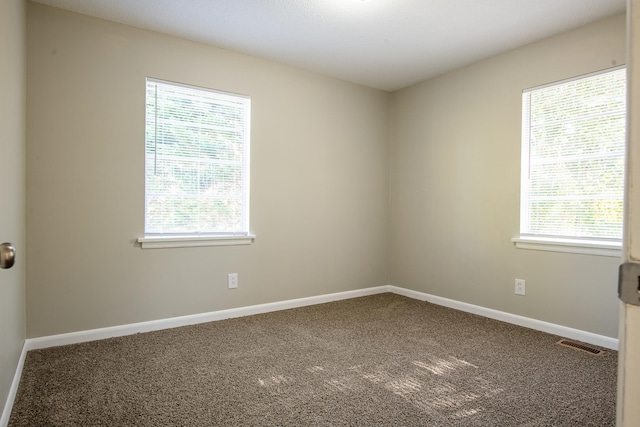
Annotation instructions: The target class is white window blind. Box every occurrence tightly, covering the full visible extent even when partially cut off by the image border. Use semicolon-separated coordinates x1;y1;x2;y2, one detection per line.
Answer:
145;78;250;236
520;67;626;242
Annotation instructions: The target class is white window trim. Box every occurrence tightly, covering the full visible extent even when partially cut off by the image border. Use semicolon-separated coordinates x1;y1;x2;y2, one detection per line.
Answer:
143;78;251;241
141;78;253;249
138;234;256;249
516;66;625;257
512;236;621;257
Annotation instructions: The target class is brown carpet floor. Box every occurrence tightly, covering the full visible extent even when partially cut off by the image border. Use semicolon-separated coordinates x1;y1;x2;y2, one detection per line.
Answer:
9;293;617;426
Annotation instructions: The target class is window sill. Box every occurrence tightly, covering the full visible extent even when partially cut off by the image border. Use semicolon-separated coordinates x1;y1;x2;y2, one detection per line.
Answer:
512;236;621;258
138;235;256;249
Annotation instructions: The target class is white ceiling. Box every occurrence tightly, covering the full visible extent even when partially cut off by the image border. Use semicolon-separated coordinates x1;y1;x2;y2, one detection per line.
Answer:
31;0;626;92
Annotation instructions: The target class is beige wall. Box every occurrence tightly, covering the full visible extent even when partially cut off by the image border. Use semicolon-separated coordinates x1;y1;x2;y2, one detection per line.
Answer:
390;14;626;338
0;0;27;417
26;3;390;338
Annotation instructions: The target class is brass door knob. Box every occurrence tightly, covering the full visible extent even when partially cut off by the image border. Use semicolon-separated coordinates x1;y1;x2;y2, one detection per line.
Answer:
0;242;16;269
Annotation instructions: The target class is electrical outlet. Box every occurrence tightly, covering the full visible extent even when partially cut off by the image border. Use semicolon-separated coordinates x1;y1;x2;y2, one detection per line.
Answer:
515;279;526;296
228;273;238;289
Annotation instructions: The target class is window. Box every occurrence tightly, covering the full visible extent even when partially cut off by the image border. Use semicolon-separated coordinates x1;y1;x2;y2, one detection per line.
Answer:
515;67;626;256
139;78;253;249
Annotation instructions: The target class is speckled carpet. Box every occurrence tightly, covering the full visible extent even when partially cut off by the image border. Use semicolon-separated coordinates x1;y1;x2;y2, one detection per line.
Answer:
9;293;617;426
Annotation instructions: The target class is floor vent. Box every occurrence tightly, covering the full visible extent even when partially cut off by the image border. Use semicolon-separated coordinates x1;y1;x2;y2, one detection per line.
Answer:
556;339;604;356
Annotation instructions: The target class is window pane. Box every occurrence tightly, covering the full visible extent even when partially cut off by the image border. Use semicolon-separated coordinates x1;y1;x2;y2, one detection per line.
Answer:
145;79;250;235
521;68;625;241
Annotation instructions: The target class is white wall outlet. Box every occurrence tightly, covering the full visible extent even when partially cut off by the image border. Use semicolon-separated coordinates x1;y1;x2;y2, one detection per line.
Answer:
228;273;238;289
515;279;526;296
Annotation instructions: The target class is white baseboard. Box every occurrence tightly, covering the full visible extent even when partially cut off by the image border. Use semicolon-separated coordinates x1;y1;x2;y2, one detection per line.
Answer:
24;284;619;353
0;343;28;427
389;285;619;350
25;286;390;351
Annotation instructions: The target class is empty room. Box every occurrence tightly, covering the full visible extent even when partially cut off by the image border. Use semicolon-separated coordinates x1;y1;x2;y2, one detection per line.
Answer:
2;0;640;425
